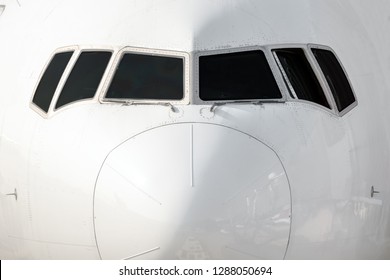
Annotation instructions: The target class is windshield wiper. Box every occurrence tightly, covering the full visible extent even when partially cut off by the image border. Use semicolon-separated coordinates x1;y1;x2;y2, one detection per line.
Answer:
210;100;264;112
109;100;178;112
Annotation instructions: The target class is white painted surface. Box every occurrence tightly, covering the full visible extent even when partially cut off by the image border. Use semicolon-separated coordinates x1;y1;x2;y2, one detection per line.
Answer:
95;123;291;259
0;0;389;259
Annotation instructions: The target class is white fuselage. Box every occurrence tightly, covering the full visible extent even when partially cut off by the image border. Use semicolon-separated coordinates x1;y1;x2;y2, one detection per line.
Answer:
0;0;390;259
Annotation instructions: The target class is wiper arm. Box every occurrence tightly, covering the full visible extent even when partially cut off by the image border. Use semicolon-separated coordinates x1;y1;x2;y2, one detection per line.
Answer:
210;102;226;112
156;102;178;113
118;100;177;112
210;100;263;112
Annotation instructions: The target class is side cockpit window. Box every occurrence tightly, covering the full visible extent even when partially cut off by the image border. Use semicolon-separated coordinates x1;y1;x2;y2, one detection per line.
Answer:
273;46;356;115
274;49;330;109
311;48;356;112
199;50;282;101
32;51;73;113
55;51;112;109
32;49;113;115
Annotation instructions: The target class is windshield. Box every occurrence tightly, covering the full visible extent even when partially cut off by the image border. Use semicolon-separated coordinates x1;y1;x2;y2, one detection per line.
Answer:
105;53;184;100
199;50;282;101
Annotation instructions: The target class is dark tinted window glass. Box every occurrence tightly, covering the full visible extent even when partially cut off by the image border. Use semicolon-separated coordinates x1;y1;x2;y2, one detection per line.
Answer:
32;52;73;112
275;49;330;109
55;51;112;109
106;53;183;100
199;50;281;101
312;49;356;112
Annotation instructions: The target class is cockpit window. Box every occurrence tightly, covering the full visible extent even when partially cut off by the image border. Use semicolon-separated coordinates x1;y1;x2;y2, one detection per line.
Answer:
32;51;73;113
274;49;330;109
105;53;184;100
55;51;112;109
199;50;282;101
311;48;356;112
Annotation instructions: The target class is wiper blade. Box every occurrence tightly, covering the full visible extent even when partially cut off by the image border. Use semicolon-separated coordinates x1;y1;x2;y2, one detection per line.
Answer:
210;100;263;112
109;100;177;112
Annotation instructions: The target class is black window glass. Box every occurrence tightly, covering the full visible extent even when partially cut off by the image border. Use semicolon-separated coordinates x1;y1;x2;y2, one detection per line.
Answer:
105;53;184;100
312;49;356;112
275;49;330;109
55;51;112;109
199;50;282;101
32;52;73;112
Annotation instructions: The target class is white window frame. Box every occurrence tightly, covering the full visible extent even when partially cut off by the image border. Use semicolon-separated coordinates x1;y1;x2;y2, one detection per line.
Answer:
271;44;341;115
30;46;78;119
30;43;357;119
100;46;190;105
53;47;117;113
30;46;118;118
193;46;288;105
308;44;358;117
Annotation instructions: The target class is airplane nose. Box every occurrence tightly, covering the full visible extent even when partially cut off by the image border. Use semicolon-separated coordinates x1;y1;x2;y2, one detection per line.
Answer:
93;123;291;259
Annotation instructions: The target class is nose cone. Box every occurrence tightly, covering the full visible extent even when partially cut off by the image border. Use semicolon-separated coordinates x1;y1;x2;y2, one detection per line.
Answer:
94;123;291;259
